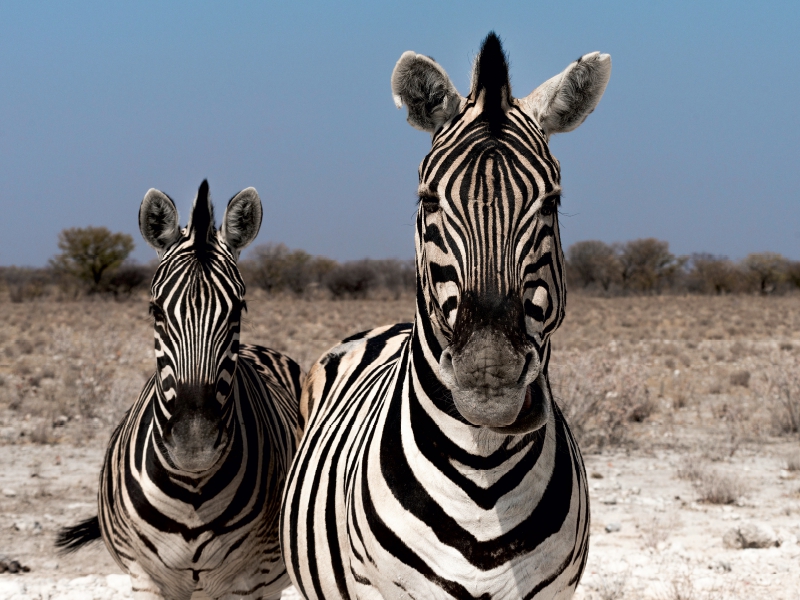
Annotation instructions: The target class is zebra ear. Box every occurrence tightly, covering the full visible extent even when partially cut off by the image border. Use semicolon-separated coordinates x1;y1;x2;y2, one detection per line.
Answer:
391;51;463;134
520;52;611;137
139;189;181;254
221;187;262;256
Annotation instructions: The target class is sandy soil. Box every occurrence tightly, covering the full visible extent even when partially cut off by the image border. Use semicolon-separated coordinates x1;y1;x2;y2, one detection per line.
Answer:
0;294;798;599
1;438;798;599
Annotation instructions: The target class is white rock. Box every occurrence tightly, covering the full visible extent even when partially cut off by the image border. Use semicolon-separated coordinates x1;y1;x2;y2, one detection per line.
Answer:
67;574;98;587
776;528;798;546
0;579;24;595
2;489;17;498
106;573;132;594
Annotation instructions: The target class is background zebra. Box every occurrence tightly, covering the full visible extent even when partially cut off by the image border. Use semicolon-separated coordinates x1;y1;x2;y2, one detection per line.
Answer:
57;181;303;600
282;33;610;599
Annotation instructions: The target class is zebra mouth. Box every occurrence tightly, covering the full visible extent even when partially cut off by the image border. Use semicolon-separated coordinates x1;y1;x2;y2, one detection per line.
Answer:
489;373;551;434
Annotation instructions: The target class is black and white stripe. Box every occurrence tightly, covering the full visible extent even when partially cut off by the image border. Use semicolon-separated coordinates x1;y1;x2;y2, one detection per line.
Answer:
282;33;611;599
58;181;302;600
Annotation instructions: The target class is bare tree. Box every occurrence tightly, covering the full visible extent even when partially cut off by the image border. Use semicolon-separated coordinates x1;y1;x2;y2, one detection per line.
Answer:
243;243;336;296
685;253;739;294
744;252;788;294
618;238;684;293
566;240;619;291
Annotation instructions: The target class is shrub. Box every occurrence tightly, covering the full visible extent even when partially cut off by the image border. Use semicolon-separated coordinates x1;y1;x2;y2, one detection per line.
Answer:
566;240;619;291
684;253;740;294
325;261;377;299
370;259;415;297
729;370;750;388
553;353;652;449
744;252;788;294
1;267;53;302
105;262;154;299
618;238;685;293
677;459;749;504
244;243;336;296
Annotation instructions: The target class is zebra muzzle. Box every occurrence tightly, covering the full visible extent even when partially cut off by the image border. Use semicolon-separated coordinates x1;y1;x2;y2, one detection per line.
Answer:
162;383;230;472
438;333;550;433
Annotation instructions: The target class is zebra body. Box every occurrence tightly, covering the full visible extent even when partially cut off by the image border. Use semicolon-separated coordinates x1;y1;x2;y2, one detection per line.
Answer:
282;34;610;599
59;181;302;600
100;345;300;600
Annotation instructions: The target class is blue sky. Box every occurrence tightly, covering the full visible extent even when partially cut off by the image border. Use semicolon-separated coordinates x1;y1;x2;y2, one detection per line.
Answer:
1;1;798;266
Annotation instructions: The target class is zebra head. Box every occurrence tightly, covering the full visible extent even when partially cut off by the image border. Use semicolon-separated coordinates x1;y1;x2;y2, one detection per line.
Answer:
138;180;262;472
393;33;610;434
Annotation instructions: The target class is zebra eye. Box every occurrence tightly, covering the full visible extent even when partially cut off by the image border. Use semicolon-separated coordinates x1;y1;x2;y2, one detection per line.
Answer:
149;302;166;321
419;194;441;214
540;195;560;216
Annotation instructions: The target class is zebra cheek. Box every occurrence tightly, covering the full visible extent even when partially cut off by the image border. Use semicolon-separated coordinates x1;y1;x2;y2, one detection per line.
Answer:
525;287;549;337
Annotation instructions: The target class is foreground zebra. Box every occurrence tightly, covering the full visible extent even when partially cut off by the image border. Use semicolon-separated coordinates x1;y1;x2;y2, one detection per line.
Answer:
282;34;611;599
57;181;303;600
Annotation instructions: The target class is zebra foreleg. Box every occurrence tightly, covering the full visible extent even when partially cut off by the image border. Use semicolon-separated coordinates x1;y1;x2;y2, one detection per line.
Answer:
127;561;198;600
127;563;168;599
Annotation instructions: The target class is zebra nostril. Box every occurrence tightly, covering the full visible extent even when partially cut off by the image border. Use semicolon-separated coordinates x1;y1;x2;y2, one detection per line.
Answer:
438;349;458;389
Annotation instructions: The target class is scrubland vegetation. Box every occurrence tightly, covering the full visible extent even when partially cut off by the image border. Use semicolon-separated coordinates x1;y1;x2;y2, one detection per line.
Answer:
5;230;799;303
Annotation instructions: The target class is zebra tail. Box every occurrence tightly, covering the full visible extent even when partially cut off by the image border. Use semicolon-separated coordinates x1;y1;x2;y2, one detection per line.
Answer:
55;516;101;554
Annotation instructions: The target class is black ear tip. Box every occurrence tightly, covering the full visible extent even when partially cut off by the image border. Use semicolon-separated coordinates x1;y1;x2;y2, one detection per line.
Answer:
484;31;502;47
199;179;209;197
481;31;504;58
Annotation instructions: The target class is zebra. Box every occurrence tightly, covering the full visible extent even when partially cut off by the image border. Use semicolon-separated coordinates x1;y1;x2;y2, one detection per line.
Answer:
57;180;303;600
281;33;611;599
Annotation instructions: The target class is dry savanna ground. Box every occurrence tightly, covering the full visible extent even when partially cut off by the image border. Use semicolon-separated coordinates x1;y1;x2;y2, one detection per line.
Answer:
0;292;798;599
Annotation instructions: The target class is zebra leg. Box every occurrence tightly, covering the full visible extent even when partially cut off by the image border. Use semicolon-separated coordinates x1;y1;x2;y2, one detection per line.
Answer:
127;562;169;600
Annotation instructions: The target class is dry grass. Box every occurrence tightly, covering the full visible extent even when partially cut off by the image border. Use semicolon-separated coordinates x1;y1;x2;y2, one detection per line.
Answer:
0;291;414;445
677;458;749;505
785;451;800;471
0;292;798;455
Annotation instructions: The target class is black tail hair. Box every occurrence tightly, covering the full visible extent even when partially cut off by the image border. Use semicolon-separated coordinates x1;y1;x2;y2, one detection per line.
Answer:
474;31;511;136
55;515;101;554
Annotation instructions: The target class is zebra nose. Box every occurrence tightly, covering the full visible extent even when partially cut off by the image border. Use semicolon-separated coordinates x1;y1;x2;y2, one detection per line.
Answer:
443;330;531;390
438;331;541;428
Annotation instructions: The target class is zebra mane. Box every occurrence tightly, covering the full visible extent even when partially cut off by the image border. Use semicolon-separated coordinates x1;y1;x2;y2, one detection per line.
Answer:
187;179;216;262
472;32;511;136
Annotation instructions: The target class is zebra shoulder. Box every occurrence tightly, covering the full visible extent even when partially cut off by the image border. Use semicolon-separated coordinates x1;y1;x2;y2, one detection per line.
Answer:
301;323;412;429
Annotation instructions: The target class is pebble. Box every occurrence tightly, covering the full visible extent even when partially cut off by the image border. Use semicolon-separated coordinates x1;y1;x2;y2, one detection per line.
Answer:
2;489;16;498
605;522;622;533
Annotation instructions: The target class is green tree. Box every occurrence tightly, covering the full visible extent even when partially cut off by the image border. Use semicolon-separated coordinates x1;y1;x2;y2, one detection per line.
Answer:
50;226;134;293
